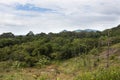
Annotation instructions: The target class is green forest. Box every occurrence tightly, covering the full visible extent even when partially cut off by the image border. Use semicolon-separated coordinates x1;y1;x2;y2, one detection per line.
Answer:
0;25;120;80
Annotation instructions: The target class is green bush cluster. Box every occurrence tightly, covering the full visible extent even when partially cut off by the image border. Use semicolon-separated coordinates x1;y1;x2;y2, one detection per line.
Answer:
0;25;120;68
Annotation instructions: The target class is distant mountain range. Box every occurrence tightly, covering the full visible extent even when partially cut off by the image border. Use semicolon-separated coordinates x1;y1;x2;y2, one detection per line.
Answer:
61;29;99;32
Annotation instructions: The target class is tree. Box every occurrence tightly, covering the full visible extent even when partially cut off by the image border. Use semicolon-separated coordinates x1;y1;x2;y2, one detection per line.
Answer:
26;31;34;36
0;32;14;38
106;29;110;68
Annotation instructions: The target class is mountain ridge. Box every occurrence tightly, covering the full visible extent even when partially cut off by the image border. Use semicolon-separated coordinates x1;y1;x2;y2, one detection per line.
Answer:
61;29;99;33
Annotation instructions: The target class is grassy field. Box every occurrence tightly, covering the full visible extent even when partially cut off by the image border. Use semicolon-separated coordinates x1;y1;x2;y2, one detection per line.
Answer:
0;43;120;80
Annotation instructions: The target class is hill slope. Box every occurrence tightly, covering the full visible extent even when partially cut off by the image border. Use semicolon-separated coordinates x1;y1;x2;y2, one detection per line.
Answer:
0;24;120;80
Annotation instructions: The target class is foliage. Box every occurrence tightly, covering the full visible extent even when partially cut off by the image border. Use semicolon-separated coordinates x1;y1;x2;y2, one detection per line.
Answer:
0;24;119;68
74;66;120;80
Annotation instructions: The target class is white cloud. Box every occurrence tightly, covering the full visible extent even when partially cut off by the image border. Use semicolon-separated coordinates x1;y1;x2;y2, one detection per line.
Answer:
0;0;120;35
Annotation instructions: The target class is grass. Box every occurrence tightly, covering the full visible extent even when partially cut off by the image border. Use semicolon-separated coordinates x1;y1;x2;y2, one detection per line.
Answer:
0;43;120;80
0;58;119;80
74;66;120;80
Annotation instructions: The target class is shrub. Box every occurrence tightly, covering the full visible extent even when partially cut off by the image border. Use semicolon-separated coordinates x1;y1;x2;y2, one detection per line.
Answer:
35;55;50;68
74;66;120;80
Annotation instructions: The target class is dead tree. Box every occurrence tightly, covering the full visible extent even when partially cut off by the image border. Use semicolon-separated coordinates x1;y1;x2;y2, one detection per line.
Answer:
106;29;110;68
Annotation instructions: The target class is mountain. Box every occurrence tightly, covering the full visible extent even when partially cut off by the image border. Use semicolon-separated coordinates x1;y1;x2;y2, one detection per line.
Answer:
73;29;98;32
73;29;83;32
61;30;68;32
60;29;99;33
84;29;98;32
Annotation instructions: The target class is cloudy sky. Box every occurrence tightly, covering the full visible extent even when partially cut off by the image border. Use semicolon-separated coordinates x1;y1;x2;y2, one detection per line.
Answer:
0;0;120;35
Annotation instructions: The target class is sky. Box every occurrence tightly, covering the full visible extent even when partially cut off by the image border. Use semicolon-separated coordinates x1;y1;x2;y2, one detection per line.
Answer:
0;0;120;35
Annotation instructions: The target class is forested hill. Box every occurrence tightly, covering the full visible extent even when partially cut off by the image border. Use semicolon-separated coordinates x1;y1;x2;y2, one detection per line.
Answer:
102;24;120;37
0;25;120;67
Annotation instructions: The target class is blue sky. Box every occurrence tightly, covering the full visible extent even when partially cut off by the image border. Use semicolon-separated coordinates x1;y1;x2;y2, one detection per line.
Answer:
16;3;54;13
0;0;120;35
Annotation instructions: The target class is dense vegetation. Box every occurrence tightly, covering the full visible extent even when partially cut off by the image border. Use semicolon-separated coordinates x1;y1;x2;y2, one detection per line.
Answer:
0;25;120;80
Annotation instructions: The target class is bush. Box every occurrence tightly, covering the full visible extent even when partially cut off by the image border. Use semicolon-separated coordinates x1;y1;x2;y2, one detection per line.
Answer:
75;66;120;80
12;61;28;68
35;55;50;68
